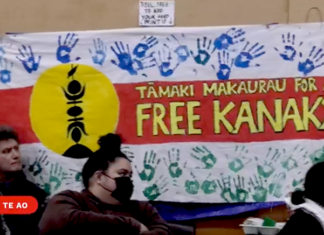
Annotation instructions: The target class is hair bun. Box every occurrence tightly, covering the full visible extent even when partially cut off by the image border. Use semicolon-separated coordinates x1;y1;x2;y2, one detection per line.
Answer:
98;133;122;153
291;190;305;205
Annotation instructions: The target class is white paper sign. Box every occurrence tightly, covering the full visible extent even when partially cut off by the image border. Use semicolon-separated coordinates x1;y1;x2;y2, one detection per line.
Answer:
139;1;175;26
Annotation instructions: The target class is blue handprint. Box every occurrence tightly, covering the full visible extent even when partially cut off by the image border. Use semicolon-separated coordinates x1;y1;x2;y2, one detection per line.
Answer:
154;44;179;77
234;41;266;68
56;33;81;64
274;33;303;61
190;37;214;65
212;50;234;80
214;28;246;51
166;34;190;63
111;41;137;75
0;42;5;61
133;56;156;75
111;41;155;76
298;46;324;75
0;58;13;84
89;38;107;66
16;45;41;73
133;36;158;59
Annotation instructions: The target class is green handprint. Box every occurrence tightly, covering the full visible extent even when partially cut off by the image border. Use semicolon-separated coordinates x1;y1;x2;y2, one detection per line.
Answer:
217;175;236;202
48;163;68;193
282;157;298;171
201;173;217;194
292;173;304;192
28;150;49;176
227;146;251;173
309;147;324;165
249;175;268;202
256;148;280;178
37;176;51;195
233;175;249;202
68;169;82;182
164;148;183;179
185;172;200;195
281;146;307;171
143;175;168;201
121;146;135;161
269;172;286;198
135;151;161;182
191;146;217;169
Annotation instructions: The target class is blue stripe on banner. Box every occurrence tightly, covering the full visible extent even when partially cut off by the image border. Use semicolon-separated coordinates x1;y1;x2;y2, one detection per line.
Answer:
152;202;286;221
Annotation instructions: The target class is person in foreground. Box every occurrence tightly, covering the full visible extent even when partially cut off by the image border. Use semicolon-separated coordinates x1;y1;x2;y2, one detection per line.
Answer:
39;133;172;235
0;125;47;235
278;161;324;235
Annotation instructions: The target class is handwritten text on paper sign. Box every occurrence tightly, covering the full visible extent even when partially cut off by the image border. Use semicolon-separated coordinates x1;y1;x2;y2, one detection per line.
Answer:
139;1;175;26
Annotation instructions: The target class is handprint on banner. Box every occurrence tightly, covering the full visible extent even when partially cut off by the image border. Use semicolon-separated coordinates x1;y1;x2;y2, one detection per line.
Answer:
111;41;155;76
16;45;41;73
190;146;217;169
66;169;82;183
28;149;49;177
0;58;13;84
233;175;249;202
133;36;158;59
143;175;168;201
190;37;215;65
164;148;184;179
214;28;246;51
154;44;184;77
135;150;161;182
185;172;200;195
248;175;268;202
89;38;107;66
268;172;286;198
121;146;135;162
274;33;303;61
234;41;266;68
56;33;81;64
211;50;234;80
38;163;68;195
217;175;236;202
281;145;308;171
227;145;251;173
291;172;304;192
201;173;217;195
0;39;5;61
166;34;190;63
255;147;280;178
298;46;324;75
309;146;324;165
111;41;137;75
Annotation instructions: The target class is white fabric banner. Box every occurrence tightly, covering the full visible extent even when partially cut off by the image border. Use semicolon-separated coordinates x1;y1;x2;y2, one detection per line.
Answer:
0;23;323;203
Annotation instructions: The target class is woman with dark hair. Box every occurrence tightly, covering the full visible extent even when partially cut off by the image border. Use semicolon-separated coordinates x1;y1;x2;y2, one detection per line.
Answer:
278;162;324;235
39;133;172;235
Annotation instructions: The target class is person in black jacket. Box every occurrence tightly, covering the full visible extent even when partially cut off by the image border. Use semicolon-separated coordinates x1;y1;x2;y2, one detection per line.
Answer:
0;125;48;235
279;161;324;235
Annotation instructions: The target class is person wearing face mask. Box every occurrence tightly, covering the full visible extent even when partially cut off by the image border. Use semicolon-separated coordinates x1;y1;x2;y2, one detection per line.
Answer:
278;162;324;235
38;133;172;235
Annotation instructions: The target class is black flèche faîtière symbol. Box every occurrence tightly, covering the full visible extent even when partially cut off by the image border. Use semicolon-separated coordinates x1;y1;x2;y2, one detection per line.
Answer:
62;64;93;159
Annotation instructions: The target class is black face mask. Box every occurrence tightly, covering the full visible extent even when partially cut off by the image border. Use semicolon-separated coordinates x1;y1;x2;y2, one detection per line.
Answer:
100;174;134;203
111;177;134;203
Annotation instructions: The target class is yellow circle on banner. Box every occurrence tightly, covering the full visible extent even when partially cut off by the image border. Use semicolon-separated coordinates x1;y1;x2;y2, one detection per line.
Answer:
30;64;119;159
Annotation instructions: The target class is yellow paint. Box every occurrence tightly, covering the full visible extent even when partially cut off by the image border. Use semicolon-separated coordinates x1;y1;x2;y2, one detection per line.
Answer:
136;102;202;136
30;64;119;156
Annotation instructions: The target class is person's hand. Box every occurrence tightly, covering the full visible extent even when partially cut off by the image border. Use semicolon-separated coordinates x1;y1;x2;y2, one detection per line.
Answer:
140;223;148;233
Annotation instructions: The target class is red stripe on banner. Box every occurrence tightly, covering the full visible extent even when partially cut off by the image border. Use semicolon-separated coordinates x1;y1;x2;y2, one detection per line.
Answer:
1;77;324;145
0;87;39;143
